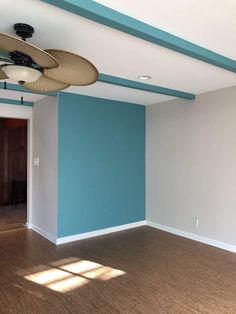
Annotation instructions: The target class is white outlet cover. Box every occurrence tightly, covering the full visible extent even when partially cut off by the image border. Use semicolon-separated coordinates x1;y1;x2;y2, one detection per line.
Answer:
193;218;199;228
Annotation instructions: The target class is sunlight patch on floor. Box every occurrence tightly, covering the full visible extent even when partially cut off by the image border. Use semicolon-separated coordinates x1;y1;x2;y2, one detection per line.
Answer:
19;257;126;293
25;268;71;285
59;259;102;274
47;275;89;293
84;266;125;281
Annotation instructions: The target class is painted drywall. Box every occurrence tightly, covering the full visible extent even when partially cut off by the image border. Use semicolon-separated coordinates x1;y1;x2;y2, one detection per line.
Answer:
58;92;145;237
146;86;236;246
32;96;58;239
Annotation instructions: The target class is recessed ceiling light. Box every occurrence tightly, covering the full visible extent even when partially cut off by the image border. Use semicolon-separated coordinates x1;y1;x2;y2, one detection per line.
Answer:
137;75;152;80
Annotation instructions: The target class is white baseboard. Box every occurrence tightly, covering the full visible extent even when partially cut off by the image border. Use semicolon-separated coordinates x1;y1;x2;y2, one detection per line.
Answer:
56;220;146;245
28;224;57;244
147;221;236;253
26;220;236;253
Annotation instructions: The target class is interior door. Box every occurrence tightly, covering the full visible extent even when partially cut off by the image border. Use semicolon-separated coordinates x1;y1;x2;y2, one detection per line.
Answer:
0;119;27;205
0;120;7;204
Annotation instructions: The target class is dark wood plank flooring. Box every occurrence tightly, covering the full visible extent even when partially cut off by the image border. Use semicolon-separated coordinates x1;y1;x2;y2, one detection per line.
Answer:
0;204;26;232
0;226;235;314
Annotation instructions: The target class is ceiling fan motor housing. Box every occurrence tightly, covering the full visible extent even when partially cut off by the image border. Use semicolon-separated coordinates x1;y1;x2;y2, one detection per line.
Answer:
9;50;35;67
14;23;34;40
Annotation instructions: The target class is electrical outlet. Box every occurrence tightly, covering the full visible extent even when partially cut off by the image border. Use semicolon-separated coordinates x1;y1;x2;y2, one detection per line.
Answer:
193;218;199;228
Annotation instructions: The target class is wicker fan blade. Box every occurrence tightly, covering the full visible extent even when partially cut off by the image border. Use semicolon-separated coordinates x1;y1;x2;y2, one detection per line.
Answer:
0;33;58;69
44;49;98;86
0;67;8;79
21;75;70;92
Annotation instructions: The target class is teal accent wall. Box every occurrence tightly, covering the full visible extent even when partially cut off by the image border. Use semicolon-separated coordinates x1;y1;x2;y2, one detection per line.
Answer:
58;93;145;237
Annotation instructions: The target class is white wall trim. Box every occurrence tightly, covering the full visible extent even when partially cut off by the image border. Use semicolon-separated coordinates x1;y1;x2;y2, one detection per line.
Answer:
0;104;33;227
28;223;57;244
56;220;146;245
147;221;236;253
28;218;236;253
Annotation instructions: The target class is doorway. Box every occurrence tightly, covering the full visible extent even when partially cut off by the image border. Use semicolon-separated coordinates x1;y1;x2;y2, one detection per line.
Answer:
0;117;27;231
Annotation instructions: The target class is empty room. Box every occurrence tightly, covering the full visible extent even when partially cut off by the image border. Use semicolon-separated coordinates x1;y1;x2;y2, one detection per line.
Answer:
0;0;235;313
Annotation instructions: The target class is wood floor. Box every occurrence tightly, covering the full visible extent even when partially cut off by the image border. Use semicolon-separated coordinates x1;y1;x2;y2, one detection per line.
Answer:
0;226;235;314
0;204;26;232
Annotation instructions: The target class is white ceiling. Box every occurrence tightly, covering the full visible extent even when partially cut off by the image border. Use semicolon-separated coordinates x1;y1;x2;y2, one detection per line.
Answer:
0;0;235;105
96;0;236;59
0;89;45;102
67;82;174;105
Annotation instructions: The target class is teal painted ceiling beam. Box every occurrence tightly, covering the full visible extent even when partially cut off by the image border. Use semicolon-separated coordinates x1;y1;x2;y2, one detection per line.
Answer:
0;97;33;106
99;74;195;100
41;0;236;73
0;76;195;100
0;82;57;97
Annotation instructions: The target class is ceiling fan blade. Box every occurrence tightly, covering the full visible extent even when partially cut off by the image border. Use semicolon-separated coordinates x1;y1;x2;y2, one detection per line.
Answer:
0;33;58;69
20;75;70;92
43;49;98;86
0;67;8;79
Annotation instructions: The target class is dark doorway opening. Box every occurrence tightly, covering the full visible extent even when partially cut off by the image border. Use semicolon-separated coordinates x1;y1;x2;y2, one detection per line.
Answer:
0;118;27;232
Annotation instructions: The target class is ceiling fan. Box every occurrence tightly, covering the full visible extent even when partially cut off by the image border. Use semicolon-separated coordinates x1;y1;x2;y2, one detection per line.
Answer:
0;23;98;92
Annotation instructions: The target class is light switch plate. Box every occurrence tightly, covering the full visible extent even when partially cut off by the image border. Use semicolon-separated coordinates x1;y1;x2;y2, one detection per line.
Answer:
33;157;40;167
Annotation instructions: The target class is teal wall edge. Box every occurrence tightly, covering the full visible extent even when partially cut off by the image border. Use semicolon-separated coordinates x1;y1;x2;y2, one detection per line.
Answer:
41;0;236;73
0;97;33;106
99;74;195;100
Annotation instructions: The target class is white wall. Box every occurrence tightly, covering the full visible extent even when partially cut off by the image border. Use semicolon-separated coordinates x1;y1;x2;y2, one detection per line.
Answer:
146;86;236;247
32;96;58;241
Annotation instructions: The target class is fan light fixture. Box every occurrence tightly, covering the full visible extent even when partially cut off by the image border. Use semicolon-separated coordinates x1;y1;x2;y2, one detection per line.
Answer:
2;64;42;83
0;23;98;92
137;75;152;80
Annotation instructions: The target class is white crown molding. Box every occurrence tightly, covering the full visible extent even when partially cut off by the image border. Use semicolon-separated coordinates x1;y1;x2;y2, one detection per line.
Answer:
146;221;236;253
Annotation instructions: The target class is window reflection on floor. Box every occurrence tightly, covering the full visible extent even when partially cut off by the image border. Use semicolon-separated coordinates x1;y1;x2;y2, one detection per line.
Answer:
18;257;126;293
